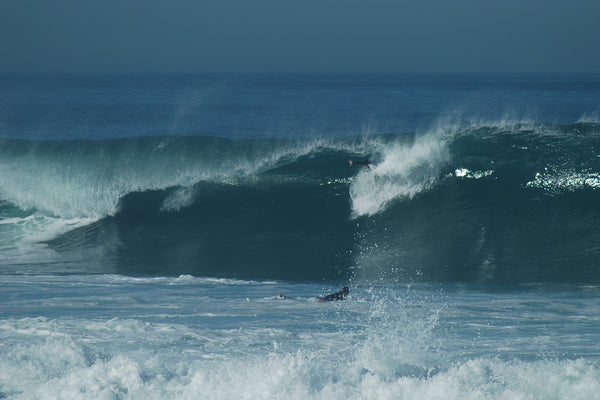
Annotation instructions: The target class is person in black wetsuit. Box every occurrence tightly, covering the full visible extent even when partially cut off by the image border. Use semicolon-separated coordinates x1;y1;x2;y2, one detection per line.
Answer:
318;286;349;302
349;160;371;170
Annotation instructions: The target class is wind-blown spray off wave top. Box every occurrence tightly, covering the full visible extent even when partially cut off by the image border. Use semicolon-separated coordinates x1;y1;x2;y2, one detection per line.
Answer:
2;121;600;282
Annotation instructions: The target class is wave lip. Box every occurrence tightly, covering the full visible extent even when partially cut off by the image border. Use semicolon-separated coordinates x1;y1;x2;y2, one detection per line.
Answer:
0;136;332;221
349;132;450;217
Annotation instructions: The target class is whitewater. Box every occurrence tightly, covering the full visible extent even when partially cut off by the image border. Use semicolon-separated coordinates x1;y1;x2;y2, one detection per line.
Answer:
1;74;600;399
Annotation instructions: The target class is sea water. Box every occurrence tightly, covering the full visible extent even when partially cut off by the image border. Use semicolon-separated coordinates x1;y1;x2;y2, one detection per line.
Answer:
1;74;600;399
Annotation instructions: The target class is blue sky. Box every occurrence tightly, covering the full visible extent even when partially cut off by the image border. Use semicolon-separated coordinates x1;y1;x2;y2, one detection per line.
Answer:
2;0;599;73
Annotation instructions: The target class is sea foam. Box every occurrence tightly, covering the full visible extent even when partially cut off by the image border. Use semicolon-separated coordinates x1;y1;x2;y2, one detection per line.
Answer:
349;131;450;217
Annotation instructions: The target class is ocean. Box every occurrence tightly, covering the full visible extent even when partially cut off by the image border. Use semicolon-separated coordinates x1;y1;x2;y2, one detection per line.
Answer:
1;73;600;399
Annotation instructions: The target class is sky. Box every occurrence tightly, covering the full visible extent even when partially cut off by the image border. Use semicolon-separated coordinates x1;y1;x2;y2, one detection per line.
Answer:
1;0;600;74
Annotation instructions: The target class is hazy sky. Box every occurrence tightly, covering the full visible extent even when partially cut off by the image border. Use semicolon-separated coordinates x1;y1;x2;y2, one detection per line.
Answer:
2;0;599;74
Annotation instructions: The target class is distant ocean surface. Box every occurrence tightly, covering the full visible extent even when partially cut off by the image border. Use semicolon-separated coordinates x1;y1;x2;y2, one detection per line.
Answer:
1;74;600;398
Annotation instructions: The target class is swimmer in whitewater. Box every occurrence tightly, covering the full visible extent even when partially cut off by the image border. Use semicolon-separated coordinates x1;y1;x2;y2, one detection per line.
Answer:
318;286;349;302
349;160;371;170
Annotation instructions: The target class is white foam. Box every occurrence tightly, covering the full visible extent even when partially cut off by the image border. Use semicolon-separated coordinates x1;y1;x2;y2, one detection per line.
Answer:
160;186;196;212
349;132;450;217
2;279;600;399
3;332;598;400
454;168;494;179
526;169;600;193
0;213;97;266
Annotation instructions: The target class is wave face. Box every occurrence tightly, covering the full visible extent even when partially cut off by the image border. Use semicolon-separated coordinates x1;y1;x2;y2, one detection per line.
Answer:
2;122;600;282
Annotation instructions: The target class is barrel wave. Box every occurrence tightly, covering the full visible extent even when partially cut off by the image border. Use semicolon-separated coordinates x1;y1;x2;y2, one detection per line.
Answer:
2;122;600;282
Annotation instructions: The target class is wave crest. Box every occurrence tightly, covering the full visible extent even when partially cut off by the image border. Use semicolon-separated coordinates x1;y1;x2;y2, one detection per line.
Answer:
3;124;600;282
349;132;450;217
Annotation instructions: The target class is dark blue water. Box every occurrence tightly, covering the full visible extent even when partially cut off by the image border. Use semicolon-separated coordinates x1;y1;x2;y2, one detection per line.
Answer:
2;74;599;140
2;74;600;282
2;74;600;399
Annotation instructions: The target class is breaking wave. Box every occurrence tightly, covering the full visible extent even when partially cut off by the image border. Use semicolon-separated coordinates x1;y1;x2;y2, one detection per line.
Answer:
2;122;600;282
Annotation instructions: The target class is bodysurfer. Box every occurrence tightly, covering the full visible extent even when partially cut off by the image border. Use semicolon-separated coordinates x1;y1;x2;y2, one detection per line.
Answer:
318;286;349;302
349;160;371;170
